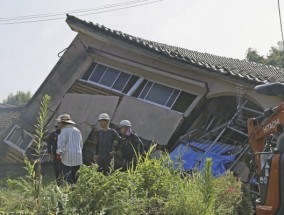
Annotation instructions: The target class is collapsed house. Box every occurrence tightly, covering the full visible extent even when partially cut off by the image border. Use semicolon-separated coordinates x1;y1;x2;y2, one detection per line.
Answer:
0;104;23;162
1;15;284;173
0;104;22;136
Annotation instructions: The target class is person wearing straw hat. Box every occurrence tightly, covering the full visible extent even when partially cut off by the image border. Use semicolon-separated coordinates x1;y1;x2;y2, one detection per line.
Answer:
93;113;121;175
56;114;83;184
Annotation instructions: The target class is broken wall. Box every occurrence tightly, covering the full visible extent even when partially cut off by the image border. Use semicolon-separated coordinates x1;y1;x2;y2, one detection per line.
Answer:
51;93;119;142
54;92;184;146
112;96;183;145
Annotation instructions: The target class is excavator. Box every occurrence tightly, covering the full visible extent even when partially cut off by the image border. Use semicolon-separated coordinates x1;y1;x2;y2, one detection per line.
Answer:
247;82;284;215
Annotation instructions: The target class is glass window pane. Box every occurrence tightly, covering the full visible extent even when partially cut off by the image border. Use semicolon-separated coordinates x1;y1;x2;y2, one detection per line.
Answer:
112;72;131;91
89;64;107;83
145;83;174;105
139;81;153;99
21;134;33;151
132;79;147;98
99;68;120;87
166;89;180;107
122;75;139;94
82;63;97;80
172;91;197;112
8;128;22;144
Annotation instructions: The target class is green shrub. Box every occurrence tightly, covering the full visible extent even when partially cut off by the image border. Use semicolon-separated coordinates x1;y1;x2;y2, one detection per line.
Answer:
164;159;215;215
67;147;172;214
214;172;242;215
0;147;252;215
164;175;206;215
236;185;254;215
68;165;144;214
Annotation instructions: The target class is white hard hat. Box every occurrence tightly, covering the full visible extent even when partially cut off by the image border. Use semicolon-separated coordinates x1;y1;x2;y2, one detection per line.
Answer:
98;113;110;121
120;120;131;127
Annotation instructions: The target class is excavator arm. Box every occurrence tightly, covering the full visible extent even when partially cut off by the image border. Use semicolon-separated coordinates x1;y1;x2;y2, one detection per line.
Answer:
247;83;284;215
248;103;284;174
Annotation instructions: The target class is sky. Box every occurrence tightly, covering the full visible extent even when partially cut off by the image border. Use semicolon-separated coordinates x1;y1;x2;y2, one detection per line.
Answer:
0;0;283;101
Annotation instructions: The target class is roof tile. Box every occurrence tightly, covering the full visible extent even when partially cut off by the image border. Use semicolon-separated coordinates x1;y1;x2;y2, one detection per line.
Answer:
0;110;21;129
66;15;284;85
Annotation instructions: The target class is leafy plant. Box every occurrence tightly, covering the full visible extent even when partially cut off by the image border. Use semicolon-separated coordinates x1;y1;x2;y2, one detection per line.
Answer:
214;172;244;215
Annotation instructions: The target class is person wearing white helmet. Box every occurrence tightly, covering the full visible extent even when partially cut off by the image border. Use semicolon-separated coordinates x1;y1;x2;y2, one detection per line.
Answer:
93;113;121;174
118;119;144;171
56;114;83;184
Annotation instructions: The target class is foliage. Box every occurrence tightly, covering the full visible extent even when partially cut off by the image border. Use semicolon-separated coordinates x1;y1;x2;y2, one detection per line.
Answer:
245;42;284;68
214;172;242;215
0;150;252;215
0;97;252;214
245;48;265;64
237;185;254;215
2;90;32;106
65;150;250;215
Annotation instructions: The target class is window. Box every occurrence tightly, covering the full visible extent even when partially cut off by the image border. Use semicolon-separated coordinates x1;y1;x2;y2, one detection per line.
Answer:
99;68;120;86
5;125;34;152
132;79;148;97
172;91;196;112
89;64;107;82
133;80;196;112
166;89;180;107
112;72;131;91
82;63;139;94
146;83;176;106
122;76;139;94
82;63;97;80
82;63;197;113
140;81;154;99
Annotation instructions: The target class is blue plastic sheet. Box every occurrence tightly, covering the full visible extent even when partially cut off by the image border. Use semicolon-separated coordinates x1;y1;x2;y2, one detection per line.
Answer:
170;141;238;176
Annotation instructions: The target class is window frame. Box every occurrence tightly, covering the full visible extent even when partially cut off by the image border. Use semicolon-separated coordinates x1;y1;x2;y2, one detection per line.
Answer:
165;89;182;108
84;63;137;94
137;80;183;109
148;83;180;108
111;72;132;92
82;62;198;113
4;125;34;153
97;67;121;88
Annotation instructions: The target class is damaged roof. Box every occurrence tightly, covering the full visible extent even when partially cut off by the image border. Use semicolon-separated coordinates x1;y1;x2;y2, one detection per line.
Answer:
0;104;22;131
0;103;18;109
66;15;284;85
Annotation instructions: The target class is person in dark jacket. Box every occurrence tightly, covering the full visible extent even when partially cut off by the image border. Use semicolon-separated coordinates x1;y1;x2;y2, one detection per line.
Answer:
118;120;144;171
93;113;121;175
47;122;61;185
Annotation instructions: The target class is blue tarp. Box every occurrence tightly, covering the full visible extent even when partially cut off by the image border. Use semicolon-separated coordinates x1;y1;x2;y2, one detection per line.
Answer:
170;141;240;176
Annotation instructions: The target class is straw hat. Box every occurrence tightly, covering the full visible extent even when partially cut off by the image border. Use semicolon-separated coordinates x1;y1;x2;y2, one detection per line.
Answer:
56;114;76;124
